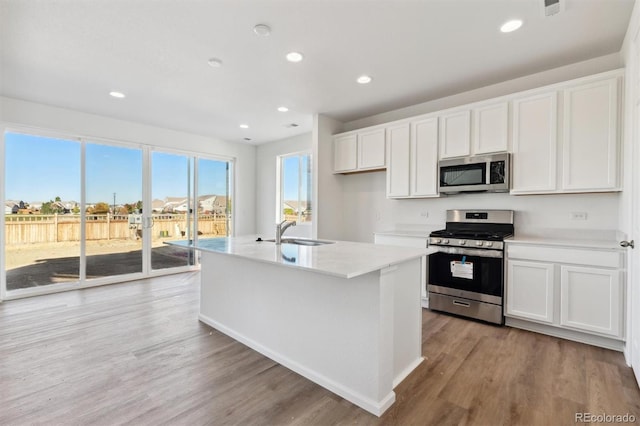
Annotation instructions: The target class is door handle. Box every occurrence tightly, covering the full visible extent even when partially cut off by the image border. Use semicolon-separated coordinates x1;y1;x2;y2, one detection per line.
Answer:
453;300;471;308
620;240;635;249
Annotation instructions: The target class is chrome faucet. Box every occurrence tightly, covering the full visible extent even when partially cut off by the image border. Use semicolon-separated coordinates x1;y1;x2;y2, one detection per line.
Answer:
275;220;296;244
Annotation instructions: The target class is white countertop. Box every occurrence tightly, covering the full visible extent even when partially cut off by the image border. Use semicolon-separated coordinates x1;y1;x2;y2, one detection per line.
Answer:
374;225;443;239
374;230;431;238
507;228;624;250
167;236;429;279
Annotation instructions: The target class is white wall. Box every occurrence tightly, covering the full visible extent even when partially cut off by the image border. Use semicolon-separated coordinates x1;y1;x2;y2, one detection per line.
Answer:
0;96;257;236
313;114;345;241
342;171;621;243
255;132;312;238
345;53;622;131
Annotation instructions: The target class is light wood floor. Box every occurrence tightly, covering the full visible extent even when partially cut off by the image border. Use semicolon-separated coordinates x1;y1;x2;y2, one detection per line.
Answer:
1;272;638;425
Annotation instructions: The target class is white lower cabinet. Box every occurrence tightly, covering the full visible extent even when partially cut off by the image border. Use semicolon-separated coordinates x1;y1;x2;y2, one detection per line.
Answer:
560;265;622;337
507;260;555;324
506;243;624;347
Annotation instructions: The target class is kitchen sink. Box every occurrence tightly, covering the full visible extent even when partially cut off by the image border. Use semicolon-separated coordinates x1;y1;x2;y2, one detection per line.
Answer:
261;238;335;246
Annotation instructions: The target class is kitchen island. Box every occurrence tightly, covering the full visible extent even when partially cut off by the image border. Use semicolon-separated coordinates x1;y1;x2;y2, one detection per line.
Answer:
167;236;427;416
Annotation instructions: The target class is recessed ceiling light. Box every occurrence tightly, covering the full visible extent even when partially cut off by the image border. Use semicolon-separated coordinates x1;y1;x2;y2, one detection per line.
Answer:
239;124;249;129
500;19;523;33
357;75;372;84
207;58;223;68
286;52;304;63
277;106;289;112
253;24;271;36
109;91;126;98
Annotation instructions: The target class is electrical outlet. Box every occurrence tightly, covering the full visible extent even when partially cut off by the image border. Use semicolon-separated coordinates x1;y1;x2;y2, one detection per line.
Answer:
420;211;429;218
570;212;588;220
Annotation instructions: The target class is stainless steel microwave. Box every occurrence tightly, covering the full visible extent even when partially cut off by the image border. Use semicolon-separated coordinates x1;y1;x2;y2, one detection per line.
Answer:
438;153;510;194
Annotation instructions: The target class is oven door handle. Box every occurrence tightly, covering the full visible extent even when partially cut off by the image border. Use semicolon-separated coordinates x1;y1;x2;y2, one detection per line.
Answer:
429;246;503;258
453;300;471;308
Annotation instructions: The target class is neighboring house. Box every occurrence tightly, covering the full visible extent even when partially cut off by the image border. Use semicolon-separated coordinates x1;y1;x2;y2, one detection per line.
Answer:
5;202;17;214
172;202;189;213
198;194;227;215
62;201;78;211
157;195;228;214
198;195;217;213
162;197;188;213
51;201;70;214
284;200;308;214
151;199;165;213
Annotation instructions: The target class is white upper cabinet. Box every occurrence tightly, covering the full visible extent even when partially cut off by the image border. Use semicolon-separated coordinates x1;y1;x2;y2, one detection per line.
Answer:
333;134;357;173
333;128;386;174
335;69;622;195
439;102;508;159
511;92;558;193
411;117;439;197
439;110;471;159
473;101;509;154
386;118;439;198
511;72;621;195
386;123;411;197
358;128;386;170
562;78;619;191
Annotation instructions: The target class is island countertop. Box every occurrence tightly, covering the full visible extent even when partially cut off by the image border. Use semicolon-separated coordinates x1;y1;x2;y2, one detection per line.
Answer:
167;235;430;279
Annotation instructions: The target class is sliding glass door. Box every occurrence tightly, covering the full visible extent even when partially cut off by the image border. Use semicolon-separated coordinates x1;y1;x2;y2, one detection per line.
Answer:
196;158;232;241
149;153;233;271
3;132;81;292
2;130;234;299
150;151;195;271
85;142;143;280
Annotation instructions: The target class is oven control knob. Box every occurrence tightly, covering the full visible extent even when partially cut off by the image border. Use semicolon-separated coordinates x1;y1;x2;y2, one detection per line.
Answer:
433;238;441;244
442;239;449;244
459;240;466;245
476;241;483;246
486;241;493;247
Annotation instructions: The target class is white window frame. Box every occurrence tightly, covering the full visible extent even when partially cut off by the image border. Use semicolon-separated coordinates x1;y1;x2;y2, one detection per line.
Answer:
276;151;312;226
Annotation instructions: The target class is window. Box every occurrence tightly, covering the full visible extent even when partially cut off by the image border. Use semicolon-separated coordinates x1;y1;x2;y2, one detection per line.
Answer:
278;152;311;224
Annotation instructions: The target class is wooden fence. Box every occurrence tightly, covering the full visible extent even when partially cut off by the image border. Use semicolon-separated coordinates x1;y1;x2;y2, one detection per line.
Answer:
5;214;229;245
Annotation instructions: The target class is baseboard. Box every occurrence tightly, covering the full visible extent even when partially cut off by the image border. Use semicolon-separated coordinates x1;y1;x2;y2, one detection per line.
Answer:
505;317;625;352
198;313;396;416
393;356;424;388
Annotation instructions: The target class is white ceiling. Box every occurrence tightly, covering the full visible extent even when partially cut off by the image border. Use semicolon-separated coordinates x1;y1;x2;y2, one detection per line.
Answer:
0;0;635;145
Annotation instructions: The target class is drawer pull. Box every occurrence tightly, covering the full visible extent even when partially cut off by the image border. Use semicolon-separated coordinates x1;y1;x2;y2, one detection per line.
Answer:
453;300;471;308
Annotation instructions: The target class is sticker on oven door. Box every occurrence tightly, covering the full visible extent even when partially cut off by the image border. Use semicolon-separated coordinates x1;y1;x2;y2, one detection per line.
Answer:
450;260;473;279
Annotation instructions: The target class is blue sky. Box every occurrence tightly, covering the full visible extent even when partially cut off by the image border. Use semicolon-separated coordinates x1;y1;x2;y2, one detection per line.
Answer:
5;132;230;205
282;154;310;201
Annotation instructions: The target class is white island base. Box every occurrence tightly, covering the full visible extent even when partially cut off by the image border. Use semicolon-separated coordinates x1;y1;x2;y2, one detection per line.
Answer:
198;250;423;416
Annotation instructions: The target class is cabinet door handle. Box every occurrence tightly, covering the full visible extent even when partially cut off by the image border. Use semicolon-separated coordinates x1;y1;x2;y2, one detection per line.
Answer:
453;300;471;308
620;240;635;249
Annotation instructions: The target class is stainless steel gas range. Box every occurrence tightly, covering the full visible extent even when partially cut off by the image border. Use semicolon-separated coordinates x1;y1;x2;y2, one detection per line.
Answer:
427;209;514;325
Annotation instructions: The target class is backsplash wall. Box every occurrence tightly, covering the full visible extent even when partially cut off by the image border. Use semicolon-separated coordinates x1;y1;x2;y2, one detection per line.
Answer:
341;171;621;243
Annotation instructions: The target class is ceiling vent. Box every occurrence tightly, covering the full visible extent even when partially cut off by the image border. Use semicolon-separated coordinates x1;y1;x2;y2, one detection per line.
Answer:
285;123;299;128
544;0;562;16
